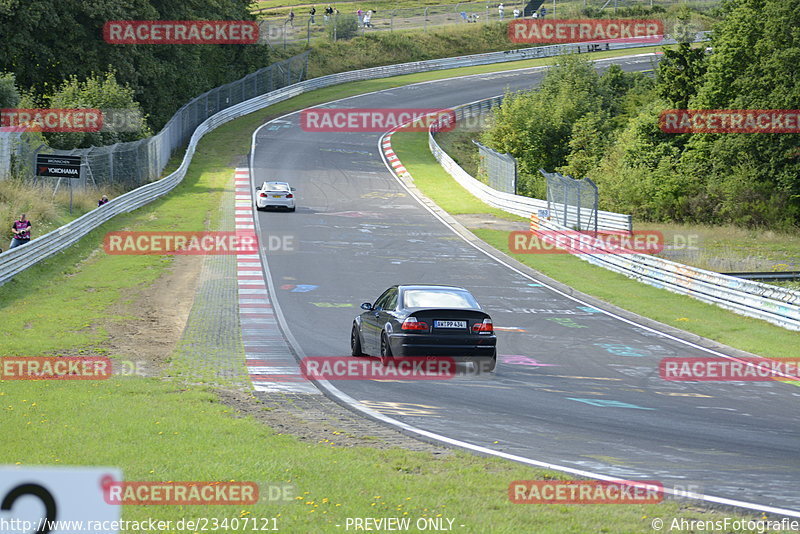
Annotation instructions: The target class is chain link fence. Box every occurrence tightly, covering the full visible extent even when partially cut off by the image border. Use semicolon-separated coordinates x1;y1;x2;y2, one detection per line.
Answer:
473;140;517;194
5;53;309;191
0;129;40;181
255;2;540;46
542;169;598;232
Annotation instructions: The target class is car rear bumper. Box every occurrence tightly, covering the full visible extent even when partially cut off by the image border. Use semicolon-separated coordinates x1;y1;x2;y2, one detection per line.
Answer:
256;197;295;209
389;333;496;358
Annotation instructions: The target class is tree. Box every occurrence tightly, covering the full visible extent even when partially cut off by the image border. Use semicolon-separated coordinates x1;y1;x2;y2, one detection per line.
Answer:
0;0;272;130
45;72;150;149
0;72;20;108
558;111;613;179
656;43;707;109
481;55;602;195
684;0;800;228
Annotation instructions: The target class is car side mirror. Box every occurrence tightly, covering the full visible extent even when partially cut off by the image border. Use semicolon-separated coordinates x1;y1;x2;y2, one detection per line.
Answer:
290;187;296;191
360;302;372;310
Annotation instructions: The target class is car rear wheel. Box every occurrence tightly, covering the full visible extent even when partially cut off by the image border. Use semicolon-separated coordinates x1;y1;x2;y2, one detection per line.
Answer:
380;333;393;366
287;206;296;212
351;324;364;357
482;352;497;373
472;350;497;374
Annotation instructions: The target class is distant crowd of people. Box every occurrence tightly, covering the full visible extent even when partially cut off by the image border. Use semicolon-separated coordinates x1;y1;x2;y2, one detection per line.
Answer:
497;3;548;20
285;3;544;30
286;5;376;28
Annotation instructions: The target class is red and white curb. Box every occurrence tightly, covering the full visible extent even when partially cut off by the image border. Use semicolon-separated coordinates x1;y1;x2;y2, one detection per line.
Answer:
234;167;319;394
381;131;411;178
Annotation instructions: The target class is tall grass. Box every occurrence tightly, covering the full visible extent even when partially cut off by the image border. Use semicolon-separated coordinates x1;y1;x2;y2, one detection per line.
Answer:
0;178;123;245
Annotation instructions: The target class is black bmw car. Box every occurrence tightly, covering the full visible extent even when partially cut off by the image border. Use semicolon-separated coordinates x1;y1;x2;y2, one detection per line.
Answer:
351;285;497;372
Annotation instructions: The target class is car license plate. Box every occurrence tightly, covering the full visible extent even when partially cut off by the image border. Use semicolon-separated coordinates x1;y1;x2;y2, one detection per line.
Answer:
271;194;283;198
434;320;466;329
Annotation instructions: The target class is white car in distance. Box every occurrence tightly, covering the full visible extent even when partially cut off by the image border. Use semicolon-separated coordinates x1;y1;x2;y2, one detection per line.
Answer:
256;181;296;212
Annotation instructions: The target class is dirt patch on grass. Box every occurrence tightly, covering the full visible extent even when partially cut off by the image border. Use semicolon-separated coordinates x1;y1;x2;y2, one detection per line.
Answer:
96;253;445;453
455;213;528;232
103;254;204;375
217;388;452;454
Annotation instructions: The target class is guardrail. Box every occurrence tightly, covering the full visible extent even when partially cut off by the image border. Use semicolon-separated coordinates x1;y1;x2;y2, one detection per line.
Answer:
431;95;633;232
722;271;800;282
427;99;800;331
0;34;693;286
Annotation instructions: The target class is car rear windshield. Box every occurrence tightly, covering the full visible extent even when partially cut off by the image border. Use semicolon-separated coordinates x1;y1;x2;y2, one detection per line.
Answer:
402;289;480;309
265;182;289;191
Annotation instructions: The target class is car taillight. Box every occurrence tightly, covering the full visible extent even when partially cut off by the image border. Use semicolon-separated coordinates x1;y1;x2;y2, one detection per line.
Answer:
472;319;493;334
259;192;268;197
401;317;428;331
286;193;293;198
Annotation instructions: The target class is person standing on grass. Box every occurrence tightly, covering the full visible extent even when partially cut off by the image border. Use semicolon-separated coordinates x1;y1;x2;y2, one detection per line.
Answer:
10;213;31;249
357;8;364;25
363;10;373;28
310;6;316;23
324;5;333;22
288;9;295;27
98;195;109;207
513;7;520;18
498;3;504;20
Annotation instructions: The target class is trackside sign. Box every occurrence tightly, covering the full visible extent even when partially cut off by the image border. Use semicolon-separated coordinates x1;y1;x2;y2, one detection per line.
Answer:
0;467;121;534
35;154;82;178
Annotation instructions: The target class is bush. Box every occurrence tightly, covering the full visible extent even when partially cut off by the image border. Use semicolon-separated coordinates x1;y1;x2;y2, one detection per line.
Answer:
328;15;360;41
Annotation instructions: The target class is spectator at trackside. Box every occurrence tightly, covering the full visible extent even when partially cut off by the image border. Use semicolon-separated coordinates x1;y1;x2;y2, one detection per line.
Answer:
498;3;504;20
310;6;316;23
324;5;333;22
364;10;373;28
513;7;520;18
357;8;364;25
288;9;295;27
98;195;109;207
10;213;31;249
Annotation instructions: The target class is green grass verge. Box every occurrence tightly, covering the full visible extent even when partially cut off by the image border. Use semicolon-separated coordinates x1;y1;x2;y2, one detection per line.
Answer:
4;378;745;533
0;47;765;531
390;131;796;359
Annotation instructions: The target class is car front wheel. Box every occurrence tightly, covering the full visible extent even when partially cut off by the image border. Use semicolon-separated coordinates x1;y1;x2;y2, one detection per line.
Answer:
351;324;364;357
380;333;393;366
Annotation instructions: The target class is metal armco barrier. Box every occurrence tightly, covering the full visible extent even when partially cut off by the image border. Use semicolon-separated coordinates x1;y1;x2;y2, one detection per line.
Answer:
0;34;697;286
431;95;633;232
427;99;800;331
